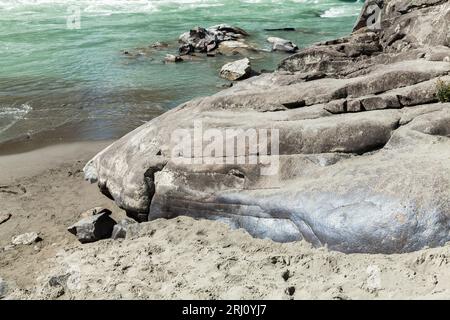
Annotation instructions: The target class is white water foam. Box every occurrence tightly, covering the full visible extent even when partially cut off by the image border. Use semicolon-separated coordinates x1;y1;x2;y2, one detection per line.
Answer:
321;6;360;18
0;104;32;134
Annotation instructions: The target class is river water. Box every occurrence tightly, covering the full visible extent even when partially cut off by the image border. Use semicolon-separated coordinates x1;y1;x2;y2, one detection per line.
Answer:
0;0;363;152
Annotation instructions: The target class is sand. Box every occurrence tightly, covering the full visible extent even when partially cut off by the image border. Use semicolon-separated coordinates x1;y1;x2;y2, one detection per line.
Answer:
1;141;450;300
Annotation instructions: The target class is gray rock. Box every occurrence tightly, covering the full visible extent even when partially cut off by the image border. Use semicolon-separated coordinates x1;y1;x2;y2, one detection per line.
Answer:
111;217;137;240
219;58;252;81
178;25;249;56
267;37;298;53
11;232;41;245
0;277;7;298
3;245;14;252
80;207;111;219
68;212;117;244
164;54;183;63
217;41;256;56
207;24;249;37
84;0;450;254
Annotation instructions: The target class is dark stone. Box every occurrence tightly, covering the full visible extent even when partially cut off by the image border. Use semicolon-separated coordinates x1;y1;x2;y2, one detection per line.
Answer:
286;286;296;296
68;212;117;244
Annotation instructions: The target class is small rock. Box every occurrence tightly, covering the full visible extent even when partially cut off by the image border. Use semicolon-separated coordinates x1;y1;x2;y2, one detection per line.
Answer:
164;54;183;63
111;217;137;240
150;41;169;49
0;213;11;225
0;277;7;298
208;24;249;37
285;286;296;296
68;212;117;244
3;245;14;251
264;27;296;32
219;58;252;81
48;274;70;288
218;82;233;89
80;207;111;219
267;37;298;53
281;269;291;281
11;232;41;245
178;24;249;56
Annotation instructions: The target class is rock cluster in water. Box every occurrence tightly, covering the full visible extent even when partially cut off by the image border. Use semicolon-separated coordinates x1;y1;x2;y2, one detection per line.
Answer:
85;0;450;253
178;24;250;55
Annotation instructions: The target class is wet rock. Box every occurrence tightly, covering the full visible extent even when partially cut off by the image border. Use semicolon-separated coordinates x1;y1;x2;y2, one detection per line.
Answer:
84;0;450;254
208;24;249;37
164;54;183;63
178;24;250;56
0;213;11;225
11;232;41;245
150;41;169;49
217;41;255;56
111;217;137;240
267;37;298;53
219;58;252;81
68;212;117;244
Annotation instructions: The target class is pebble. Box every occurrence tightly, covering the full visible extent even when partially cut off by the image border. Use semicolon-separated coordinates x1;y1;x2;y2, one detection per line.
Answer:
11;232;41;245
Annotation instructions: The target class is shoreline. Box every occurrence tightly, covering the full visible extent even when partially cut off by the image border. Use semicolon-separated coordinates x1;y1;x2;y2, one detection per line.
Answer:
0;140;113;183
0;123;450;300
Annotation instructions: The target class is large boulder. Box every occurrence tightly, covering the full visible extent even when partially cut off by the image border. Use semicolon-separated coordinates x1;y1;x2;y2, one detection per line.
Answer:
84;0;450;253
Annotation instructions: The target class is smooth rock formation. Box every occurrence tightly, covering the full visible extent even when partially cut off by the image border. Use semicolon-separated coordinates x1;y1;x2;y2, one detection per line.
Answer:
85;0;450;253
80;207;111;219
219;58;252;81
11;232;41;245
68;212;117;244
267;37;298;53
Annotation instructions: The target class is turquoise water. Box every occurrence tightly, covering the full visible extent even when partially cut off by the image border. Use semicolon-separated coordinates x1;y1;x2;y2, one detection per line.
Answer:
0;0;363;150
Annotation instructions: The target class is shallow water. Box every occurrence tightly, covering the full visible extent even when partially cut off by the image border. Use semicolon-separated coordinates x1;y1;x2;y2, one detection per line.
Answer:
0;0;363;152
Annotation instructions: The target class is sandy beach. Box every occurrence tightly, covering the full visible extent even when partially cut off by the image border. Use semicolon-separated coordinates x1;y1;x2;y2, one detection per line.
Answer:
1;0;450;302
1;142;450;300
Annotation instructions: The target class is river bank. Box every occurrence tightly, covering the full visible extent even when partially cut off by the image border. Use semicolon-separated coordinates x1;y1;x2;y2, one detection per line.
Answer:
1;142;450;299
0;0;362;150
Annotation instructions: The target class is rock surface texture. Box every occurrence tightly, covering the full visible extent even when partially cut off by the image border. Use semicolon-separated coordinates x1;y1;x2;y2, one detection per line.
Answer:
85;0;450;253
